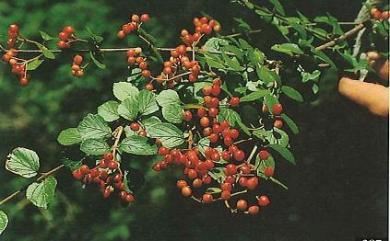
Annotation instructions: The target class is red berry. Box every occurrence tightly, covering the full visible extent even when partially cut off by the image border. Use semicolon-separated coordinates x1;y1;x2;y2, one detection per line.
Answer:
371;8;382;20
248;206;260;215
192;178;203;188
229;97;240;107
264;167;274;177
130;122;140;131
187;169;198;179
234;150;245;161
202;193;213;203
73;55;83;65
258;195;270;206
224;164;237;176
142;70;151;78
183;111;193;121
108;161;118;170
230;129;239;139
240;165;251;174
200;117;210;127
272;103;283;115
8;24;19;33
117;30;126;39
72;170;83;180
223;136;233;146
63;26;74;34
381;11;390;20
177;180;188;189
239;177;247;187
181;186;192;197
224;175;235;184
103;188;111;199
258;150;270;160
158;147;170;155
246;177;259;190
202;86;212;96
208;133;219;143
140;13;150;22
125;194;135;203
221;190;231;200
197;108;207;118
211;85;221;96
221;183;232;192
145;83;154;90
79;165;90;175
237;199;248;211
58;32;68;41
19;77;29;86
208;107;219;117
104;152;114;161
274;119;283;128
220;120;230;130
221;151;231;161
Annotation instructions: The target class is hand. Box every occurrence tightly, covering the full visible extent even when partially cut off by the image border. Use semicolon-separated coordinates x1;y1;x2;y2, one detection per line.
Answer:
367;51;389;81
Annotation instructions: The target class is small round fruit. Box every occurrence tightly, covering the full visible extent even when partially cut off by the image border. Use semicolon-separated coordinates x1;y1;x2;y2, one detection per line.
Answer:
104;153;114;161
224;164;237;176
200;117;210;127
181;186;192;197
246;177;259;190
229;97;240;107
202;193;214;203
234;150;245;161
177;180;188;189
183;111;193;121
73;55;83;65
140;14;150;22
237;199;248;211
258;195;270;207
130;122;140;131
272;103;283;115
248;205;260;215
221;190;231;200
108;161;118;170
264;167;274;177
274;119;283;128
258;150;270;160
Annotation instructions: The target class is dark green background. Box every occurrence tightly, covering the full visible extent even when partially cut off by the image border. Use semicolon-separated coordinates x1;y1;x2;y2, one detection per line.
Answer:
0;0;388;240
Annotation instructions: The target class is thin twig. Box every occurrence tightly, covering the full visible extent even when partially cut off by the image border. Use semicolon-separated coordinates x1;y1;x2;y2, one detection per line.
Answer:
315;23;365;51
112;126;124;159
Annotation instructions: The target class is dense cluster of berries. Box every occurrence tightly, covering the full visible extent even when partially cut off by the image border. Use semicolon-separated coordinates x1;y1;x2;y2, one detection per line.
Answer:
72;152;135;203
71;54;84;77
126;47;152;80
151;78;272;214
57;26;76;49
117;13;150;39
180;16;221;46
370;8;390;20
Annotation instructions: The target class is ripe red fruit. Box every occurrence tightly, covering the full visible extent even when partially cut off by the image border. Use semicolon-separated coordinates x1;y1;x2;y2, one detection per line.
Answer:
202;85;212;96
248;206;260;215
258;150;270;160
202;175;212;184
224;175;235;184
58;32;68;41
237;199;248;211
145;83;154;91
202;193;213;203
197;108;207;117
142;70;151;78
181;186;192;197
230;129;239;139
229;97;240;107
140;14;150;22
258;195;270;206
130;122;140;131
224;164;237;176
117;30;126;39
103;188;111;199
104;152;114;161
274;119;283;128
8;24;19;33
79;165;90;175
73;55;83;65
63;26;74;34
187;169;198;179
183;111;193;121
208;107;219;117
200;117;210;127
208;133;219;143
125;194;135;203
221;190;231;200
19;77;29;86
234;150;245;161
239;177;247;187
57;40;69;49
221;183;232;192
381;11;390;20
240;165;251;174
158;147;170;155
272;103;283;115
246;177;259;190
72;170;83;180
221;151;231;161
211;85;221;96
192;178;203;188
264;167;274;177
223;136;233;146
177;180;188;189
108;161;118;170
371;8;382;20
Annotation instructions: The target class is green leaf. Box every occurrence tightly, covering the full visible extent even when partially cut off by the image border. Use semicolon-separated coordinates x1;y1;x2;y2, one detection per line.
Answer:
269;0;285;15
203;37;228;52
218;108;241;126
57;128;82;146
256;66;275;83
62;158;82;172
197;137;211;157
281;86;304;102
156;90;181;107
269;144;295;165
301;70;321;83
39;31;54;41
77;114;112;140
264;94;278;113
281;113;299;134
26;59;44;70
5;147;40;178
271;43;304;56
113;82;139;101
98;100;120;122
42;49;55;59
26;176;57;209
138;90;159;115
90;51;106;69
80;139;110;155
248;48;265;66
141;116;162;128
145;123;185;148
119;135;157;156
118;97;139;121
239;90;269;102
0;211;8;235
162;104;183;124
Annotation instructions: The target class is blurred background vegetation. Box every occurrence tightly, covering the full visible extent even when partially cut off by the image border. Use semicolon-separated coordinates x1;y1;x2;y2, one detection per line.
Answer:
0;0;388;240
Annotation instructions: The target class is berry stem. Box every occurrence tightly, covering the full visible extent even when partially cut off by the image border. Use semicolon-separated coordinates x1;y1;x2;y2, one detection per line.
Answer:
246;145;258;164
112;126;124;160
0;164;64;206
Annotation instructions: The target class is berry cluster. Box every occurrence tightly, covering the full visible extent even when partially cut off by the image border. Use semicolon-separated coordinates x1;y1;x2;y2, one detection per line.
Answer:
72;152;135;203
57;26;76;49
2;49;28;86
71;54;84;77
126;47;152;80
151;78;273;214
180;16;221;46
371;8;390;21
129;121;147;137
117;13;150;39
